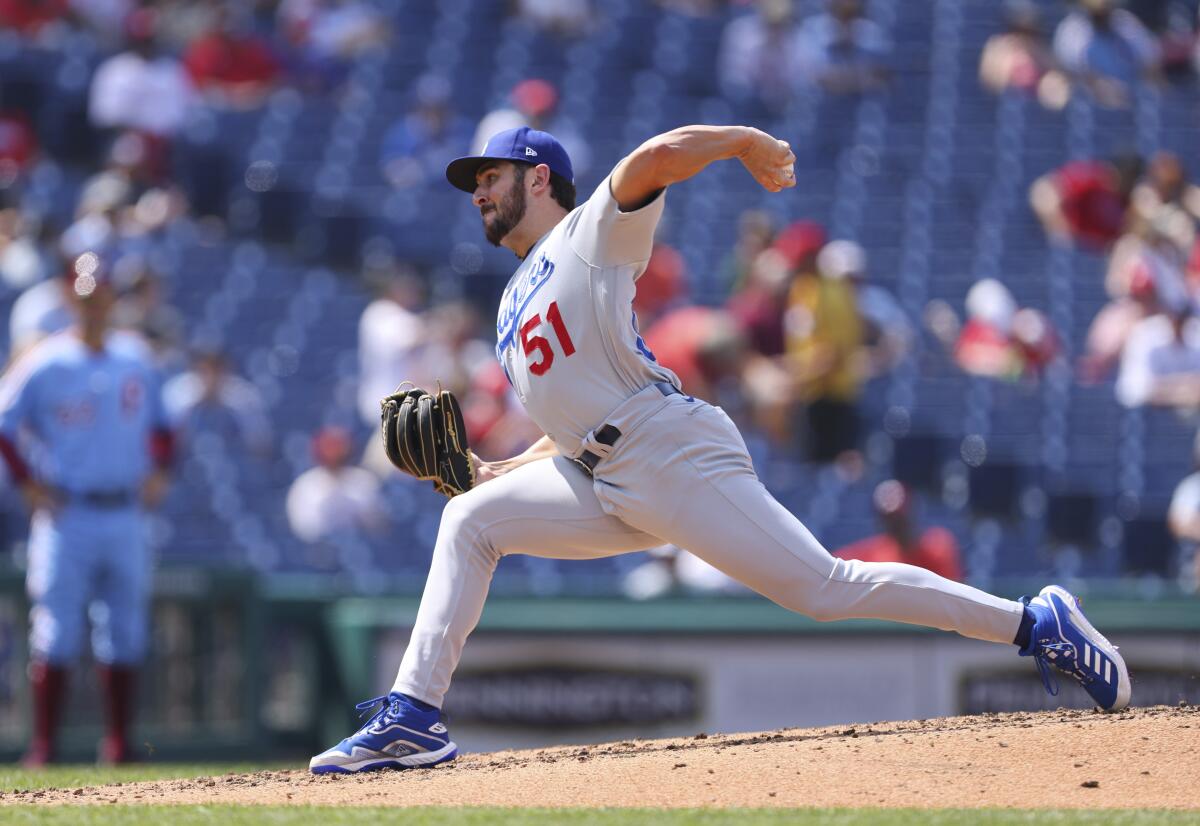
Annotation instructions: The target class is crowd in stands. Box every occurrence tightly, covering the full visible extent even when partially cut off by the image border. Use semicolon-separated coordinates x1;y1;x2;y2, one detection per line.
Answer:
2;0;1200;593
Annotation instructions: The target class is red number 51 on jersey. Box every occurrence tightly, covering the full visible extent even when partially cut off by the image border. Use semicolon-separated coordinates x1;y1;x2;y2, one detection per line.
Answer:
519;301;575;376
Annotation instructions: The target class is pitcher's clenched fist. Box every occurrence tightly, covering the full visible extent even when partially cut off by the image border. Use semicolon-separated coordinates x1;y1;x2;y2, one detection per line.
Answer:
737;128;796;193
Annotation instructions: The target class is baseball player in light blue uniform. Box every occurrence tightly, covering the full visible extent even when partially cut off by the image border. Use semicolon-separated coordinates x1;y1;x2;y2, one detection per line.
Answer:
311;126;1131;774
0;253;174;765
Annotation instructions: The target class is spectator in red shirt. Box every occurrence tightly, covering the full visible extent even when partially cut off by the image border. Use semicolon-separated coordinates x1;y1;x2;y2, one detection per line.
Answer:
632;243;687;330
950;278;1060;381
727;219;825;358
643;307;746;405
1030;154;1143;250
836;480;964;582
0;107;37;178
0;0;68;36
183;6;281;108
953;278;1022;379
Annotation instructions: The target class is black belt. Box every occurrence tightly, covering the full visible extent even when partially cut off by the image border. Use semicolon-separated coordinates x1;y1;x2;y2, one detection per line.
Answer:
573;382;683;477
53;488;136;508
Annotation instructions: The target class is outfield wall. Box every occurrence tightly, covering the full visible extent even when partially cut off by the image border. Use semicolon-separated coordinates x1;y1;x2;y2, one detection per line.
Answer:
352;597;1200;752
0;569;1197;760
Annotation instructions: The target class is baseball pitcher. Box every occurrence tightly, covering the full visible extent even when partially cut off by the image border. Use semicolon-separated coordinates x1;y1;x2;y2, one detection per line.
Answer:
310;125;1130;774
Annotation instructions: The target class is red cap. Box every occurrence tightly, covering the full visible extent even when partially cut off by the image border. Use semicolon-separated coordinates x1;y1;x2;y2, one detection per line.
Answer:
312;426;352;466
772;221;827;270
511;79;558;117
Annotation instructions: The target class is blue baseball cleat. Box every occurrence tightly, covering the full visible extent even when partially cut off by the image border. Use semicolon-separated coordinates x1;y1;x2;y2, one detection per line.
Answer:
309;692;458;774
1020;585;1131;712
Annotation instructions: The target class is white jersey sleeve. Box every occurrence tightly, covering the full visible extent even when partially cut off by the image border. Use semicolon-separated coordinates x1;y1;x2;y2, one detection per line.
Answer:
564;174;665;271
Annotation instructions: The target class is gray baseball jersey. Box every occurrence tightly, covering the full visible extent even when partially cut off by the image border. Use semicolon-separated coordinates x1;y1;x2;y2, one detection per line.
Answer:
494;175;680;456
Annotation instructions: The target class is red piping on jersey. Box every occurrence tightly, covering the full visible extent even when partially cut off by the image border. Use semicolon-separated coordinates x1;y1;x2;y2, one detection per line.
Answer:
149;429;176;470
0;433;31;484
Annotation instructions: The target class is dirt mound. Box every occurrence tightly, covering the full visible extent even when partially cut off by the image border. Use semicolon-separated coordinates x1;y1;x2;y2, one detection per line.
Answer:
5;705;1198;809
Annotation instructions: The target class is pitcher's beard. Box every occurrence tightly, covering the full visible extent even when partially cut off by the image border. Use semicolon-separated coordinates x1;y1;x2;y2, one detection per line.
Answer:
482;182;527;247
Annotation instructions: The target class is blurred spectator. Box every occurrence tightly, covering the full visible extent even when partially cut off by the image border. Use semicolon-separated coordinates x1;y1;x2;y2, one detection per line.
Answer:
718;0;803;113
1011;307;1061;376
70;0;136;45
951;279;1018;379
63;206;117;255
1083;215;1191;379
1116;307;1200;409
471;79;592;179
278;0;389;90
1130;151;1200;234
89;9;196;139
655;0;722;14
632;243;687;329
1030;154;1143;250
1053;0;1161;108
110;255;185;366
460;360;541;461
380;75;474;190
719;209;775;291
0;0;69;38
165;348;272;457
794;0;891;94
622;545;743;600
951;278;1059;380
183;5;281;108
726;228;830;443
1195;7;1200;77
286;426;384;543
153;0;221;52
728;220;825;358
643;307;749;409
819;240;911;376
835;480;964;582
0;209;56;291
417;300;495;397
73;131;188;222
0;106;38;180
979;1;1069;106
10;215;119;358
513;0;591;38
1167;431;1200;591
279;0;389;59
360;291;491;462
1152;2;1198;76
787;239;865;470
9;267;74;358
358;268;426;426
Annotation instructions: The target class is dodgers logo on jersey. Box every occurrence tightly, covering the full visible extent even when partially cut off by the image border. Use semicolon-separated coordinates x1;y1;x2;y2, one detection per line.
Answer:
495;251;556;361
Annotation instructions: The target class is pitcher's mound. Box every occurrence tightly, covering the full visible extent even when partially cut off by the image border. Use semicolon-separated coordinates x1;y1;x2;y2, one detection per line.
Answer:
7;705;1198;809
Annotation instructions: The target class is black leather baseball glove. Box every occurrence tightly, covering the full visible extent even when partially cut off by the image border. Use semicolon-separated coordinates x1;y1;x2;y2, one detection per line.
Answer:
380;384;475;498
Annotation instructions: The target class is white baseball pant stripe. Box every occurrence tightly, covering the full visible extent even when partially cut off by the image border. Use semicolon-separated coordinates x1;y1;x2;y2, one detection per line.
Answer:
393;398;1025;707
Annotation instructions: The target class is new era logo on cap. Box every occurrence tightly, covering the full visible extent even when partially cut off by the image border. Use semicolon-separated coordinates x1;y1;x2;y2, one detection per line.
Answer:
445;126;574;193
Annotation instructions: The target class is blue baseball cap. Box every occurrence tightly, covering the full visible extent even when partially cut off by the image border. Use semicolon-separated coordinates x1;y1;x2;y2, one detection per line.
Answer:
445;126;574;194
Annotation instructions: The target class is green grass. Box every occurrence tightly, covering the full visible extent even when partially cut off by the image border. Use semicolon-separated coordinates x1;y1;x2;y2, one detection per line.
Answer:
0;767;1196;824
0;808;1198;825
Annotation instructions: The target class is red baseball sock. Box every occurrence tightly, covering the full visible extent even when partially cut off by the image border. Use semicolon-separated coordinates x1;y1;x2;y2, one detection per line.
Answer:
97;664;138;763
25;661;68;766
